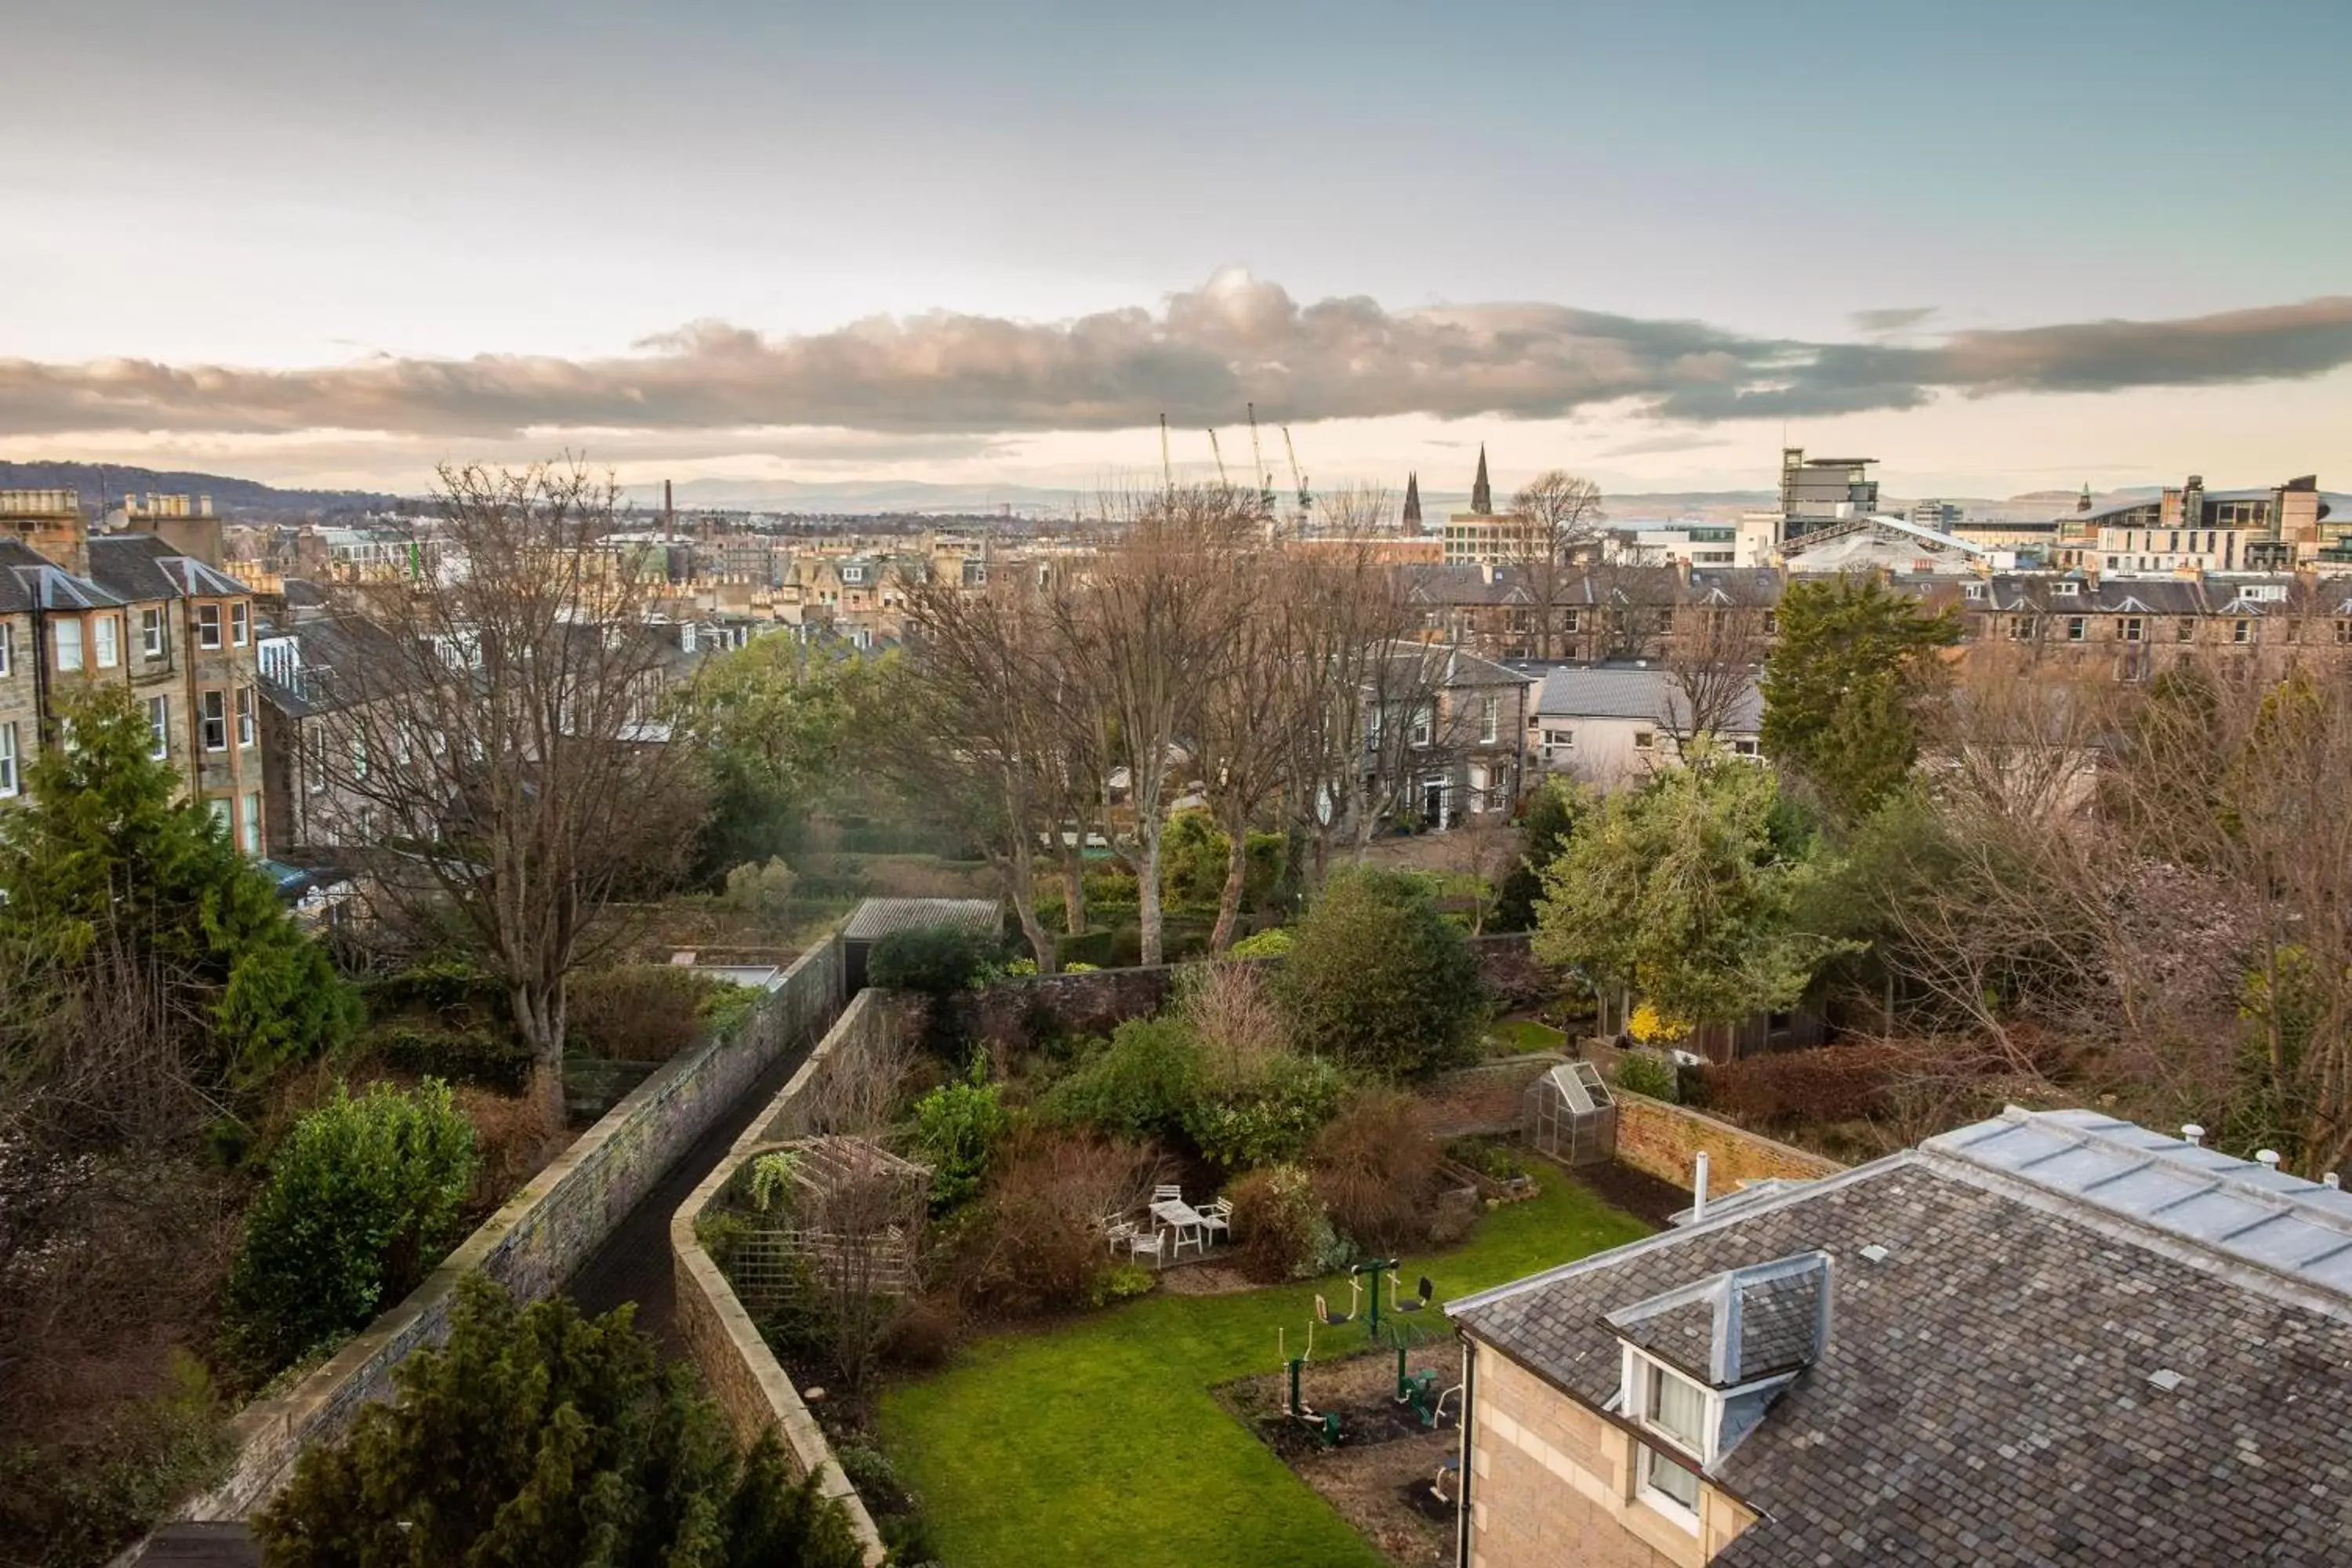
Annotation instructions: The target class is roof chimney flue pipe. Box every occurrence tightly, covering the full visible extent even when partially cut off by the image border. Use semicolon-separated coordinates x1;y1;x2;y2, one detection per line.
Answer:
1693;1152;1711;1221
2182;1124;2205;1147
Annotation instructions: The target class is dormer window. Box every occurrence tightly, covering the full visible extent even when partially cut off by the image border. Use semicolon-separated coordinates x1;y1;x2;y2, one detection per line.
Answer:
1634;1358;1708;1522
2050;579;2081;597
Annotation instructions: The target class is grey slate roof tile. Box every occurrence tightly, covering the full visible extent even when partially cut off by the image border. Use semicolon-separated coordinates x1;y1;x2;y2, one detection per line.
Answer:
1452;1143;2352;1566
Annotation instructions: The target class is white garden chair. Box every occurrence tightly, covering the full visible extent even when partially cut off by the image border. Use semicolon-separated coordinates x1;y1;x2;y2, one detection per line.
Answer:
1197;1197;1233;1244
1104;1218;1138;1257
1127;1225;1168;1268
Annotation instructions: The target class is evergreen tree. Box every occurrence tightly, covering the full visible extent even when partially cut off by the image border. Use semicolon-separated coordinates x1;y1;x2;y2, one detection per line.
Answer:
1759;574;1959;819
1271;868;1483;1077
252;1276;865;1568
1533;751;1853;1027
1490;777;1592;931
0;686;358;1085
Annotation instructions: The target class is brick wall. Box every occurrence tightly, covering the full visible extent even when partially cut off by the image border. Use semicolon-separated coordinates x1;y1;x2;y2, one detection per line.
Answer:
1466;1348;1750;1568
1612;1094;1843;1195
185;935;847;1521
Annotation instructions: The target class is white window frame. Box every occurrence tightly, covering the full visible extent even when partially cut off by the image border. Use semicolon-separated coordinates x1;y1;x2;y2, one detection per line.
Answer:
1632;729;1656;752
1410;704;1433;748
198;604;223;650
2066;616;2087;642
147;696;170;760
142;606;165;658
94;614;120;669
2233;619;2252;644
0;621;11;677
241;792;263;854
236;685;256;748
55;617;84;672
0;720;16;797
2122;616;2143;643
1479;694;1500;746
208;797;232;839
304;727;328;793
1624;1349;1714;1533
231;601;250;647
200;690;228;752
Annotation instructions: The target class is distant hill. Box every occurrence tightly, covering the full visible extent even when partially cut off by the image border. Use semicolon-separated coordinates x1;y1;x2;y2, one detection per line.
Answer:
0;460;403;521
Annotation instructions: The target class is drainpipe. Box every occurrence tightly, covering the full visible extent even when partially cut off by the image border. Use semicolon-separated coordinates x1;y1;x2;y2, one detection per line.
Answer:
1455;1333;1477;1568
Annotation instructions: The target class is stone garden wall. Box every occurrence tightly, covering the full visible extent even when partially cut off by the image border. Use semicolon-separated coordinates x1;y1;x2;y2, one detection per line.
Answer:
672;987;902;1566
184;936;847;1522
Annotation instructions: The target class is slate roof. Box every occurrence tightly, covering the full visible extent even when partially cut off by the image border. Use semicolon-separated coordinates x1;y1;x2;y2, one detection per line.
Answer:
0;538;122;609
1534;664;1763;732
1449;1110;2352;1566
85;533;249;602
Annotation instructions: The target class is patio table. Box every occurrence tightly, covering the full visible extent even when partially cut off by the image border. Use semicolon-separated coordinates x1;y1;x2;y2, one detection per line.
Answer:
1149;1197;1208;1258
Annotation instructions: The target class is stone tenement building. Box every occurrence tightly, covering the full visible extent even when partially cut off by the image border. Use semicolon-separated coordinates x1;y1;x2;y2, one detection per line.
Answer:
1403;560;2352;681
0;490;268;851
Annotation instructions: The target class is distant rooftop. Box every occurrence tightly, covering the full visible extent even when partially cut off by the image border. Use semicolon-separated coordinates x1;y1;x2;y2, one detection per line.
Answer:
841;897;1001;944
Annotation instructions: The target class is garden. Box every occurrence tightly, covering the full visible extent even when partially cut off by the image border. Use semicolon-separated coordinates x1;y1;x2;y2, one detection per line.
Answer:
690;866;1653;1566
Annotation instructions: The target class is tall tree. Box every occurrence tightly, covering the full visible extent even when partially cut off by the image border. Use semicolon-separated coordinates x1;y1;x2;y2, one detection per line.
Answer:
674;636;885;881
1062;487;1253;966
1760;573;1959;819
1664;576;1773;749
1533;755;1849;1029
0;684;358;1094
892;561;1089;971
321;461;708;1116
1504;470;1606;659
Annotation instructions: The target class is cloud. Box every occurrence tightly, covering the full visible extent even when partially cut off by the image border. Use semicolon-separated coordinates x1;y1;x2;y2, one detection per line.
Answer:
1597;432;1733;459
4;270;2349;440
1851;306;1939;334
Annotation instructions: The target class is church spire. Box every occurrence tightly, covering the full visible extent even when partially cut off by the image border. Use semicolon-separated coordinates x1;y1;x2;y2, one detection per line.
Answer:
1471;445;1492;515
1402;471;1422;530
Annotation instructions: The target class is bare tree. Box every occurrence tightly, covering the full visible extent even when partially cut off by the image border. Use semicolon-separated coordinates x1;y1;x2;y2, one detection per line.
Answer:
891;563;1087;970
1663;574;1773;750
1061;487;1254;965
1504;470;1607;659
321;461;707;1117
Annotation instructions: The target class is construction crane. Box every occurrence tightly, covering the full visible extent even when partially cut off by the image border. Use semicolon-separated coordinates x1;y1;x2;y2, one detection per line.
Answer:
1207;428;1231;488
1159;413;1172;495
1282;425;1312;530
1246;403;1278;520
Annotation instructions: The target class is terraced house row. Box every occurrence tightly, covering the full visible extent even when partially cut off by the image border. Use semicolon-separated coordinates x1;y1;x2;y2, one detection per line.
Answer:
0;490;267;849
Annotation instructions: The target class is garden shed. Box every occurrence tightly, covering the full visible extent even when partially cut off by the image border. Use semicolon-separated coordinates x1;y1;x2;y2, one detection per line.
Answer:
1523;1061;1617;1166
841;896;1003;991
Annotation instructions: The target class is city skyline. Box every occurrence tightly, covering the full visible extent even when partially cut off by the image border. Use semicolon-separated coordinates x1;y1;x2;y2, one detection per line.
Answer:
6;0;2348;496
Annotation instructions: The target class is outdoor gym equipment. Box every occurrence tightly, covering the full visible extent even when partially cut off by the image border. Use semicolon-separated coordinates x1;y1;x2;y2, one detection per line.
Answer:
1394;1346;1442;1428
1350;1258;1398;1334
1386;1272;1435;1316
1315;1274;1362;1327
1274;1327;1343;1448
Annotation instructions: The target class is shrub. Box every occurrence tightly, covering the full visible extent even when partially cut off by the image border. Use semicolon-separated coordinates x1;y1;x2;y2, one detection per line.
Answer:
376;1022;534;1094
254;1276;864;1568
1272;868;1484;1078
1695;1044;1898;1127
879;1292;963;1370
1613;1051;1680;1102
724;855;799;920
949;1130;1160;1316
1306;1088;1440;1252
1227;926;1293;960
1181;1051;1349;1171
1226;1163;1334;1283
566;964;719;1063
0;1352;234;1568
869;924;994;996
220;1080;477;1381
1478;947;1565;1014
361;956;499;1014
1177;961;1289;1082
912;1058;1010;1211
1037;1017;1202;1143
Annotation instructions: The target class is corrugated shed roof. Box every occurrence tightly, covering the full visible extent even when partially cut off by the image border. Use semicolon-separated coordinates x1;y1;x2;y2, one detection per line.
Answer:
841;897;1001;942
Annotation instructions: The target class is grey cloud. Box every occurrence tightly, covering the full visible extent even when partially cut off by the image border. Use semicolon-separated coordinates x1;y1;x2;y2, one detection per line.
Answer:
1852;306;1938;334
4;272;2349;439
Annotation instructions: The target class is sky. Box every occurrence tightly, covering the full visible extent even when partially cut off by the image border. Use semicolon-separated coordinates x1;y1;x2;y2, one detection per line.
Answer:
4;0;2349;504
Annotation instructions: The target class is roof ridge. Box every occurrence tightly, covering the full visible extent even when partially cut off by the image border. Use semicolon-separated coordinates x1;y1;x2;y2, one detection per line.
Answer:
1444;1151;1912;1317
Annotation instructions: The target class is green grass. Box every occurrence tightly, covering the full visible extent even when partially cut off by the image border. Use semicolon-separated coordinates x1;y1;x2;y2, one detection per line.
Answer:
1483;1017;1568;1057
877;1169;1650;1568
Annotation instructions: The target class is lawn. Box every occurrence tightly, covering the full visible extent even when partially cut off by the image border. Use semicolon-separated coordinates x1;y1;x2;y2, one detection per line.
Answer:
1483;1017;1568;1057
877;1169;1650;1568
